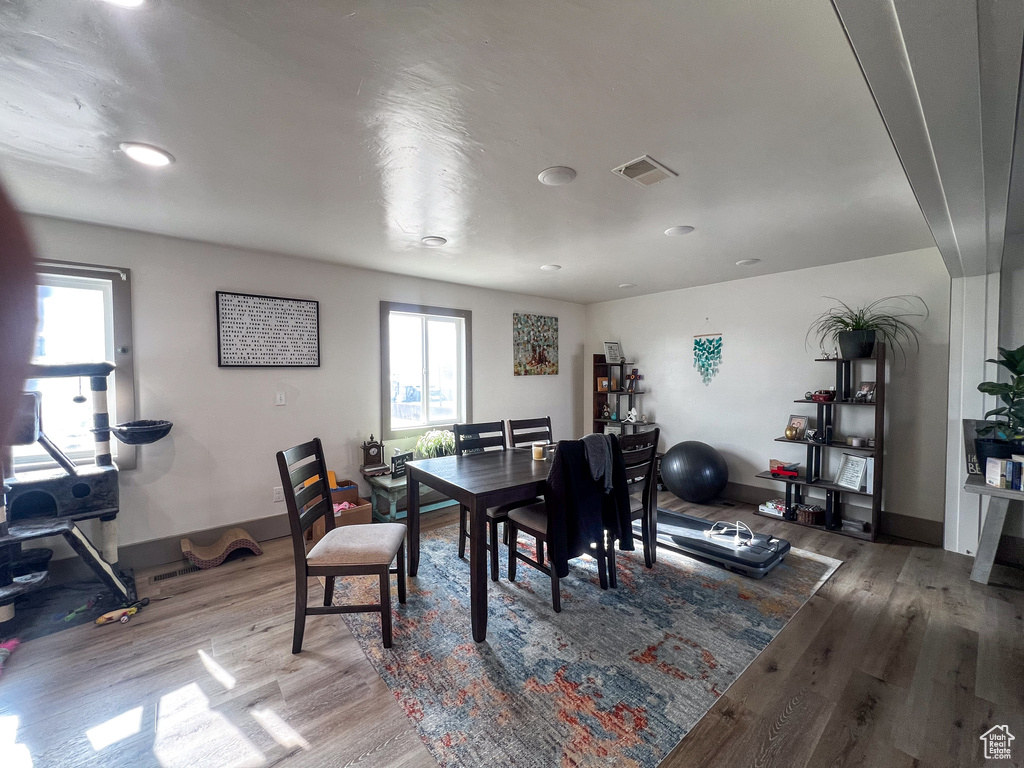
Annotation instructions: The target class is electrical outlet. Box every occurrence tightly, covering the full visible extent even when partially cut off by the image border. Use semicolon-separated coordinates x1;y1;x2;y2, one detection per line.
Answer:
275;391;286;406
272;486;284;503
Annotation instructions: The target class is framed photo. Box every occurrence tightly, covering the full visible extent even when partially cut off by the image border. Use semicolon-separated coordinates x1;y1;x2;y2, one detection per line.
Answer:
597;376;610;392
603;341;623;363
834;453;867;490
857;381;876;402
787;414;809;440
216;291;320;367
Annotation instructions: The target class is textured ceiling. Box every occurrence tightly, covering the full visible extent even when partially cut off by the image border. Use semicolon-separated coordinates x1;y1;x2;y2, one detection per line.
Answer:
0;0;936;303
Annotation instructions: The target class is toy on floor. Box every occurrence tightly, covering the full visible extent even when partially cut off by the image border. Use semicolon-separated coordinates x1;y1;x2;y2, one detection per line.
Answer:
0;638;20;676
95;597;150;626
180;526;263;569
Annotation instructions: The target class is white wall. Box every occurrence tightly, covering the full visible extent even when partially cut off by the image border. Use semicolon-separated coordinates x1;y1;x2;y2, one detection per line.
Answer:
585;247;951;524
25;216;585;548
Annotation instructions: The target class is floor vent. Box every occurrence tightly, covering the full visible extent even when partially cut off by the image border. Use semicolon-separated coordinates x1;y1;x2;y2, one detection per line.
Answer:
611;154;677;187
152;564;201;582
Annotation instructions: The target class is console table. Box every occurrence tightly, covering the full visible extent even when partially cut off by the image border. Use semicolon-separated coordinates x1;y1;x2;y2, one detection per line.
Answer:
964;475;1024;584
366;473;456;522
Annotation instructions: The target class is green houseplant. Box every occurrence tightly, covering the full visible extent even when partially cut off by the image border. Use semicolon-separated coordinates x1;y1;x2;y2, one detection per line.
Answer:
414;429;455;459
975;344;1024;464
807;295;929;360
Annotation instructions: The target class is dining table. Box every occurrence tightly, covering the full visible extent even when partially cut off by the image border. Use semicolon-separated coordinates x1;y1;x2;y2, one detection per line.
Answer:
405;447;552;642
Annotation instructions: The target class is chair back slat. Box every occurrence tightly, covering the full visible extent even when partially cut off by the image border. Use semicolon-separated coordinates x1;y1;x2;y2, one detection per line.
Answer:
507;416;553;448
454;421;507;455
617;428;661;498
277;438;335;542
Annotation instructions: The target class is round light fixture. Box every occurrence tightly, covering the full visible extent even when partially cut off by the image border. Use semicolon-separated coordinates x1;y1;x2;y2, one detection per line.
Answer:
537;166;577;186
664;225;695;236
102;0;145;8
736;258;761;266
421;236;447;247
540;264;562;271
119;142;174;167
618;283;637;289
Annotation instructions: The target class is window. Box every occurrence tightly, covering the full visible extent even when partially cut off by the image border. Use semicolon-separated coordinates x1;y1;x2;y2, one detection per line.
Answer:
380;302;471;440
13;261;137;470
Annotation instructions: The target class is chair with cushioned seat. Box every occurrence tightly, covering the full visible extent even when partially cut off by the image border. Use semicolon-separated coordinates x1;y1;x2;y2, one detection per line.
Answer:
617;428;661;568
277;438;406;653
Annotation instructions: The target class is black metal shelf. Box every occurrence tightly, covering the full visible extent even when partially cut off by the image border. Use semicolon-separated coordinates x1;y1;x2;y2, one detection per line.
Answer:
752;509;873;541
755;470;874;497
793;399;876;406
774;437;875;454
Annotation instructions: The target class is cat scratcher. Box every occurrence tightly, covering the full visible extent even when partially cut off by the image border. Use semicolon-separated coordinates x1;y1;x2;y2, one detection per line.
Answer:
180;527;263;569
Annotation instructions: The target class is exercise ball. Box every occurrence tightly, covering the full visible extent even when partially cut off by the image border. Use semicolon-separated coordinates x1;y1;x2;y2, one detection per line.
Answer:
661;441;728;504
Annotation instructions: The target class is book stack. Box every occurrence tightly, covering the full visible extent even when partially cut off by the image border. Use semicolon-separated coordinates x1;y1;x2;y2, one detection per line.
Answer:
986;455;1024;490
757;499;787;518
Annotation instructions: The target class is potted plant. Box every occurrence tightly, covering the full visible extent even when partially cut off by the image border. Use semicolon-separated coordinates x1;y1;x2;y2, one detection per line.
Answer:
807;295;929;360
975;344;1024;465
414;429;455;459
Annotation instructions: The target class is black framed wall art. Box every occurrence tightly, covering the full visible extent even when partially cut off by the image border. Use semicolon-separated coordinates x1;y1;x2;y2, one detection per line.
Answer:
216;291;321;367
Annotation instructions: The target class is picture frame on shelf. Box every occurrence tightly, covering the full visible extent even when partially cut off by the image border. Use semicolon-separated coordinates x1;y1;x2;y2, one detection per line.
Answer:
834;453;868;490
857;381;876;402
603;341;623;364
786;414;808;440
597;376;610;392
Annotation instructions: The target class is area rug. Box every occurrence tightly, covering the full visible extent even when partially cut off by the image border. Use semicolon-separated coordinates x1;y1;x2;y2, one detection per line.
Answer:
333;526;841;768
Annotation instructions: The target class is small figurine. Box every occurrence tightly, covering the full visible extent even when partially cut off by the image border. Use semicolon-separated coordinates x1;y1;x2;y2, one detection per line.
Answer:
601;403;611;419
624;407;639;423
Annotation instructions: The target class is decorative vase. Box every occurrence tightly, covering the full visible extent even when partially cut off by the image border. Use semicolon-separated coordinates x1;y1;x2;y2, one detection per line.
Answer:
784;425;798;440
837;330;876;359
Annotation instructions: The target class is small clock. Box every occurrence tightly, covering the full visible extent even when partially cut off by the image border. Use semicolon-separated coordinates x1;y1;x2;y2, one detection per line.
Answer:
361;434;384;467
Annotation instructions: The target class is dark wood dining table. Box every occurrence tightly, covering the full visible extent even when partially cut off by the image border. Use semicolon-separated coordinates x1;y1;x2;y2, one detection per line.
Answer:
405;448;551;642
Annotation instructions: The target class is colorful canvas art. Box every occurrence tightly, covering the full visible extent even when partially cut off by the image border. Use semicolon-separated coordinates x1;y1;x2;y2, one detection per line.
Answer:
693;334;723;385
513;313;558;375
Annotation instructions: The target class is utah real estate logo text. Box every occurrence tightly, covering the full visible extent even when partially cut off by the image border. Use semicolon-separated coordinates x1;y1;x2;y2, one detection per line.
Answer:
980;725;1015;761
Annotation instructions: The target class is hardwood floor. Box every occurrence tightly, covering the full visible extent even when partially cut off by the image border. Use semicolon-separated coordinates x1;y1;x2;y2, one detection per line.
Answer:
1;496;1022;768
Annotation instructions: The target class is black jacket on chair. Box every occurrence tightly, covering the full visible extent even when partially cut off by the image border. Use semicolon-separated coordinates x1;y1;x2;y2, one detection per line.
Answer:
546;437;635;578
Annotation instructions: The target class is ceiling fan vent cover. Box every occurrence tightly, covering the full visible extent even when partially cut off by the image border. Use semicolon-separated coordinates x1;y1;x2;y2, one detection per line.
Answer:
611;155;677;187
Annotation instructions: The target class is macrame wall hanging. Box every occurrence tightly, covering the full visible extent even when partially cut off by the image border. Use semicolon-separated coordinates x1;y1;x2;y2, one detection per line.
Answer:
693;318;722;386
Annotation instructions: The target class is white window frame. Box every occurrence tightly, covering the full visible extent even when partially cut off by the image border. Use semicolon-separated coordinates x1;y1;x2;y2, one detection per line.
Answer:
380;301;472;441
15;261;137;471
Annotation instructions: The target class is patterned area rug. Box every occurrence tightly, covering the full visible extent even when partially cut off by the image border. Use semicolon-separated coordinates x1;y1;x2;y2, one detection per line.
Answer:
333;525;840;768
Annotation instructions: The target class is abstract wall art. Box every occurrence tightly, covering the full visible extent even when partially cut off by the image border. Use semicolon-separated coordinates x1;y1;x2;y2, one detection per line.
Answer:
513;313;558;375
693;333;722;385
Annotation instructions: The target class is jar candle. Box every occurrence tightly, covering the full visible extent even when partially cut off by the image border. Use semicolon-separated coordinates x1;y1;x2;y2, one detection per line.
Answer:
532;441;547;460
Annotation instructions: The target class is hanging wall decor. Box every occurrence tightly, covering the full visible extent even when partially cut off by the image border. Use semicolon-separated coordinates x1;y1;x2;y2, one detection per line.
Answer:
693;325;723;386
216;291;320;367
513;313;558;375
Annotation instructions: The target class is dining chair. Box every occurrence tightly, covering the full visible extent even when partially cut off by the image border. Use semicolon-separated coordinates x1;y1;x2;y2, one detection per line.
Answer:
506;440;615;612
277;438;406;653
617;428;661;569
453;420;508;581
506;416;553;448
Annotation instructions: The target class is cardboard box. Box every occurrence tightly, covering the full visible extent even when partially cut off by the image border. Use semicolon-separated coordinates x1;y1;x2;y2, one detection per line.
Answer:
306;478;372;543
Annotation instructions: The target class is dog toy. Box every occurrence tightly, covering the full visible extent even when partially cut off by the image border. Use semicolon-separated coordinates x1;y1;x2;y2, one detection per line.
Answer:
0;639;20;677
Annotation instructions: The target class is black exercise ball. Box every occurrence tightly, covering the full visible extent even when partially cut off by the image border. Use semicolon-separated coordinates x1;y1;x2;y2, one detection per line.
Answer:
661;441;729;504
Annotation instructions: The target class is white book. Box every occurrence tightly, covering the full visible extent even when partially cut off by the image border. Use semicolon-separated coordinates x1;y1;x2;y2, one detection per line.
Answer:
986;457;1007;488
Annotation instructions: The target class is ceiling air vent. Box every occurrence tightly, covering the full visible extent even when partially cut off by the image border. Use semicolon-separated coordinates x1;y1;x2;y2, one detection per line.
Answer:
611;155;677;187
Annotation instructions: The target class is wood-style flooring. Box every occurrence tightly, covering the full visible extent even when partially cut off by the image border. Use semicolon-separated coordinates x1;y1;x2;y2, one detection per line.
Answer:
1;495;1022;768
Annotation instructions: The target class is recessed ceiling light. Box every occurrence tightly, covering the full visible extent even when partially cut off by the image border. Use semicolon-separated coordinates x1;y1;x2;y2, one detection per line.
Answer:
664;226;695;236
618;283;636;289
421;236;447;247
736;259;761;266
537;167;577;186
102;0;145;8
540;264;561;271
119;142;174;167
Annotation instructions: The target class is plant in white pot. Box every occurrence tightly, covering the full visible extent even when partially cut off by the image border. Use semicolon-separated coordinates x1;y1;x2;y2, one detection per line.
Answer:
975;344;1024;465
807;295;929;360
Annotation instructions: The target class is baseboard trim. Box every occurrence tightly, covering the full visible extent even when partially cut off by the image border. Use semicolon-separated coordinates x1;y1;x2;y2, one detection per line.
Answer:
119;513;291;571
722;482;943;546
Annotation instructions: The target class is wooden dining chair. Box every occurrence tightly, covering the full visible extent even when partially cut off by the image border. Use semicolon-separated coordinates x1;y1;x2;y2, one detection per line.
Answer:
453;420;508;580
617;428;661;568
277;438;406;653
506;416;553;448
506;441;613;612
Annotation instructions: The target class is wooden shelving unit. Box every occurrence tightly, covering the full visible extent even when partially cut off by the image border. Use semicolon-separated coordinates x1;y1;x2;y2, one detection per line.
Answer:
756;342;886;541
592;354;656;435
